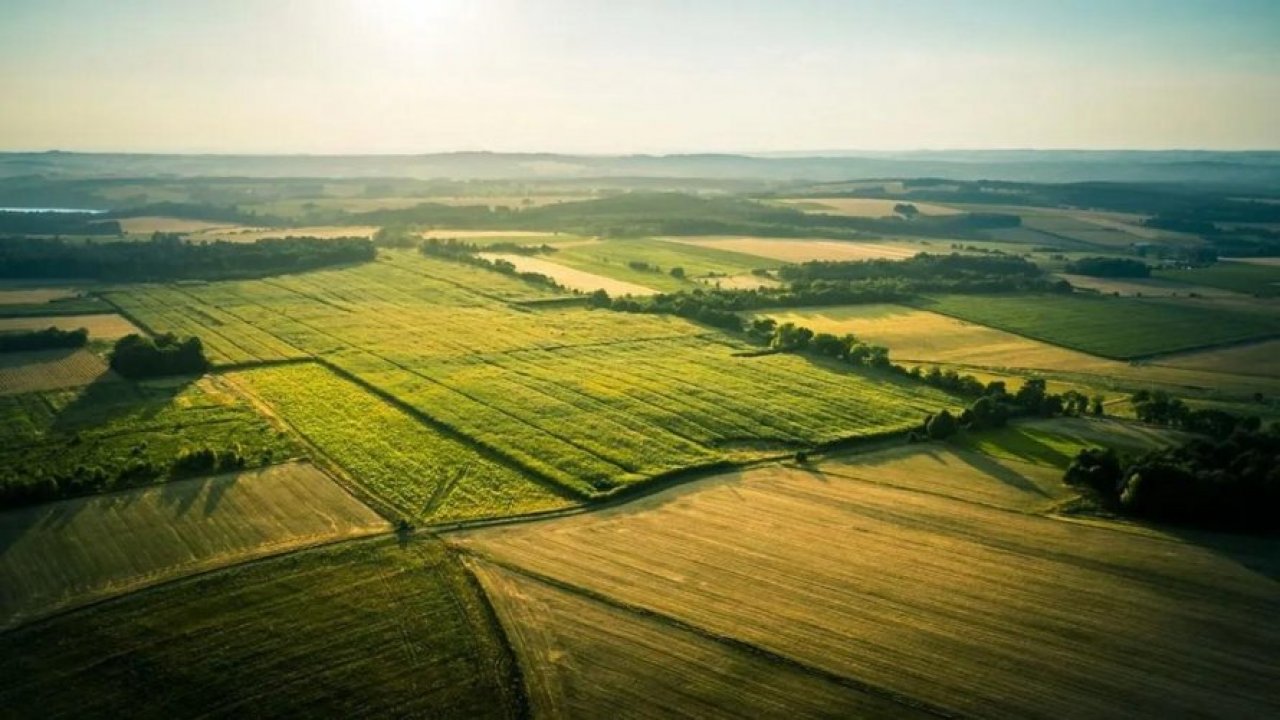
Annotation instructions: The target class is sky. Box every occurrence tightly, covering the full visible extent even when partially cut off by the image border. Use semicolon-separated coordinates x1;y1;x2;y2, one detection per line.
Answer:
1;0;1278;154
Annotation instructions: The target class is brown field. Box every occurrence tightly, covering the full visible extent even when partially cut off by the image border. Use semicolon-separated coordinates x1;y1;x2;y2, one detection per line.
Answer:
666;236;922;262
469;560;925;719
696;273;780;290
453;447;1280;719
0;461;388;629
193;225;380;242
779;197;961;217
117;216;240;235
1061;274;1243;298
1154;339;1280;379
0;349;116;395
0;288;80;305
478;252;659;296
758;304;1280;396
0;313;141;340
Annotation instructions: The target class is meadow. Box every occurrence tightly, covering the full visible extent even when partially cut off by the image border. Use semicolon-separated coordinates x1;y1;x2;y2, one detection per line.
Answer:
913;293;1280;359
452;430;1280;719
0;461;388;629
1157;260;1280;297
1154;338;1280;379
0;376;296;501
0;538;524;719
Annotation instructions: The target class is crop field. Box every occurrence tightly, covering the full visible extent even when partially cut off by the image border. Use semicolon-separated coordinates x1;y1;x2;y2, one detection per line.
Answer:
914;293;1280;359
778;197;961;217
0;376;297;498
227;364;575;523
192;224;380;242
478;252;660;296
1060;273;1244;298
545;237;776;292
452;443;1280;719
469;560;923;719
0;287;80;305
666;235;923;262
0;538;523;719
0;461;388;629
420;229;591;243
107;252;960;495
0;349;116;395
947;417;1184;471
0;295;112;317
1154;338;1280;379
1157;260;1280;297
0;312;141;340
117;216;239;235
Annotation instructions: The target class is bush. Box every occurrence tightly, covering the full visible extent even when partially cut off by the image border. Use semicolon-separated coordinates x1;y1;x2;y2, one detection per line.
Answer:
0;326;88;353
108;333;209;379
926;410;958;440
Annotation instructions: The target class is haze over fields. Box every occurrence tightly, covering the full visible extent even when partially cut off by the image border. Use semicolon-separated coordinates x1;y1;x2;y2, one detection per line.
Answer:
1;2;1278;719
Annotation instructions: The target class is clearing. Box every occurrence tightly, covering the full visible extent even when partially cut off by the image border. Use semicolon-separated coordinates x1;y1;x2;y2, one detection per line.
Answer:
0;461;388;629
0;538;523;719
453;433;1279;719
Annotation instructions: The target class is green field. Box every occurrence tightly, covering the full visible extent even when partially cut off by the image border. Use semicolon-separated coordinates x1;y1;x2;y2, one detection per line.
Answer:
1157;261;1280;297
0;538;523;719
948;417;1184;470
913;293;1280;359
548;237;777;292
0;377;297;504
107;251;960;495
228;363;575;523
1;462;388;629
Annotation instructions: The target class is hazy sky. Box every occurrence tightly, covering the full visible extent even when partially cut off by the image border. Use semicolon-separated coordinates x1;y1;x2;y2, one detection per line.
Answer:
2;0;1278;153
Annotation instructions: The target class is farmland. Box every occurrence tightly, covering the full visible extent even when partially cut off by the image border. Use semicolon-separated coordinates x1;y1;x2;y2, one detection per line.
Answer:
452;433;1280;718
544;237;776;292
1157;260;1280;297
778;197;961;217
913;293;1280;359
1155;339;1280;379
227;363;575;523
0;349;116;394
0;538;523;719
0;376;297;501
478;252;660;296
665;235;924;262
0;461;388;629
0;312;141;340
104;251;961;495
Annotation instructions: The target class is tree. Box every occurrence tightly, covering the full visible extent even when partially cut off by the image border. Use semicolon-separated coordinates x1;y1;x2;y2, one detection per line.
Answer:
926;410;958;440
894;203;920;218
669;266;685;279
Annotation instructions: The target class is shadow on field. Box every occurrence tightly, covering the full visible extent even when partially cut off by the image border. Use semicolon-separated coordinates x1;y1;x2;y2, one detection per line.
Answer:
1146;523;1280;583
49;374;197;435
951;449;1050;497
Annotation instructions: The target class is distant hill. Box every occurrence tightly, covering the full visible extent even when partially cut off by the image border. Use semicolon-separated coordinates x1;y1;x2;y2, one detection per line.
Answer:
3;150;1279;188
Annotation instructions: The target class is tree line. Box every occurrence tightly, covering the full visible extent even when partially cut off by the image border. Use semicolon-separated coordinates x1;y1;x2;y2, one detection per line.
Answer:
109;333;209;379
1067;394;1277;532
419;238;564;291
0;234;376;281
1062;256;1151;278
0;326;88;353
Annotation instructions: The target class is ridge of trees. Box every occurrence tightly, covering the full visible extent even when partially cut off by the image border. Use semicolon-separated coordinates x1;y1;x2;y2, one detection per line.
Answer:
0;234;376;281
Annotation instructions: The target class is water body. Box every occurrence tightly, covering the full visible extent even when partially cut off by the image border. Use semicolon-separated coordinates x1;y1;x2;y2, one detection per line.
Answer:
0;207;107;214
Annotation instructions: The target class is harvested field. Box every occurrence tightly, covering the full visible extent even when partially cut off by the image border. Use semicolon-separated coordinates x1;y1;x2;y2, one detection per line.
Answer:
117;216;238;235
545;237;775;293
697;273;780;290
0;538;523;719
0;349;115;394
1061;273;1244;298
0;313;141;340
668;236;921;263
0;461;388;629
780;197;961;217
194;225;379;242
477;252;659;296
1154;338;1280;379
470;560;926;719
454;445;1280;719
0;288;79;305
